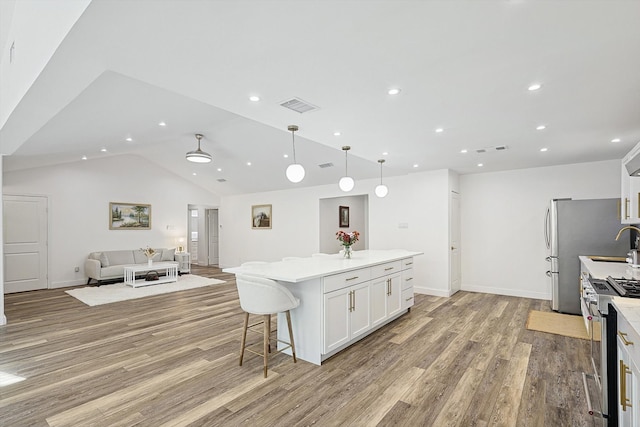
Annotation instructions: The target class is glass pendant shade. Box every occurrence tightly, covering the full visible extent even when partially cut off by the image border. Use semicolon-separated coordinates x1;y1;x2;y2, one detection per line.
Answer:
339;176;355;192
375;184;388;198
286;163;305;183
186;134;212;163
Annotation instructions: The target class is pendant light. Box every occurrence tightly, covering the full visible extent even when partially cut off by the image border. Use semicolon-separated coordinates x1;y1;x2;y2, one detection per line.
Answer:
186;134;212;163
285;125;305;183
339;146;355;192
375;159;388;198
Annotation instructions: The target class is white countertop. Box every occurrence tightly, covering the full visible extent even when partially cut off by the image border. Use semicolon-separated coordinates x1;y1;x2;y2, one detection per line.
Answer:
612;297;640;341
579;255;640;280
222;249;422;283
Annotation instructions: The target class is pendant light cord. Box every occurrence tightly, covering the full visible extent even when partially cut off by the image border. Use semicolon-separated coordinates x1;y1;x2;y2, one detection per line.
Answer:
291;130;297;163
345;149;349;175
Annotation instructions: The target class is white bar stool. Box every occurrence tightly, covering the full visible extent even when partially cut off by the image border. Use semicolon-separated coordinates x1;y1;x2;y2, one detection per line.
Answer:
235;274;300;377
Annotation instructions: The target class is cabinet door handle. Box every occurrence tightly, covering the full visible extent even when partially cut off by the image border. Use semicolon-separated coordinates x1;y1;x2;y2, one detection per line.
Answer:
348;290;353;312
405;262;413;266
346;276;359;281
405;297;414;302
620;360;632;411
384;267;394;271
626;197;630;219
352;290;356;311
618;331;634;346
405;277;413;281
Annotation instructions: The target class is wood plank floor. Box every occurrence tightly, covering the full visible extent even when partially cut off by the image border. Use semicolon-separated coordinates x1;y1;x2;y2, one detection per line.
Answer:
1;266;596;426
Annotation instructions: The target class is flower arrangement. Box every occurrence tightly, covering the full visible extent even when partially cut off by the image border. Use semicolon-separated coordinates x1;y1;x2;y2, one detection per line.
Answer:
336;230;360;247
140;246;157;259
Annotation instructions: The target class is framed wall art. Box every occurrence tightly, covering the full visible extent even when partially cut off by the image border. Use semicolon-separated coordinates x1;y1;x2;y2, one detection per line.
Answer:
252;204;272;229
109;202;151;230
339;205;350;228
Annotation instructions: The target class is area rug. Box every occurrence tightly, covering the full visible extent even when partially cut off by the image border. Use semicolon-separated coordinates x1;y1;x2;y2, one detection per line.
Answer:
526;310;600;341
65;274;225;306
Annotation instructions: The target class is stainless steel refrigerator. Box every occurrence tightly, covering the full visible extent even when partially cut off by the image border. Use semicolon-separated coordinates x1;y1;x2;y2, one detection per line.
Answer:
545;198;629;314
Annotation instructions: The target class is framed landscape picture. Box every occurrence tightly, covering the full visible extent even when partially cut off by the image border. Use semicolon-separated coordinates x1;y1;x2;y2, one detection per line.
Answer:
252;204;272;229
339;205;349;228
109;202;151;230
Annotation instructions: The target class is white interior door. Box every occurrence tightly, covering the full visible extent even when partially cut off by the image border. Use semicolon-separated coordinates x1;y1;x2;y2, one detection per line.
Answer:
450;191;461;294
207;209;219;266
3;195;48;293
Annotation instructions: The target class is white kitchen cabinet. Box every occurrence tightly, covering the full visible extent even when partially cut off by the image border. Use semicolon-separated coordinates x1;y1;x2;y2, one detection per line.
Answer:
621;141;640;224
616;306;640;426
323;281;370;353
370;272;402;327
401;267;415;310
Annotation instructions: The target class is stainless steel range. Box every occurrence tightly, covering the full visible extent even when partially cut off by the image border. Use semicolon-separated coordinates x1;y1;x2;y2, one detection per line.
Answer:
581;273;640;426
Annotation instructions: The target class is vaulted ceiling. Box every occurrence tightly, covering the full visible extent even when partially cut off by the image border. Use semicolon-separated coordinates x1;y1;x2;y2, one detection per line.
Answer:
2;0;640;195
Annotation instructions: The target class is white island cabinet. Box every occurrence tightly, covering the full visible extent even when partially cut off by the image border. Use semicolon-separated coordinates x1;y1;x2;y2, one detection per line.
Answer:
223;249;422;365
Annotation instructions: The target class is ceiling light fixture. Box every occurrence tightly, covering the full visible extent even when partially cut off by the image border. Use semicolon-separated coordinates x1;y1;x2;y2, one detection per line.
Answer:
435;128;444;133
339;146;355;192
460;149;468;154
158;121;167;127
249;95;260;102
536;125;546;130
125;137;133;142
186;134;212;163
413;164;419;168
334;131;341;136
612;138;621;143
540;148;548;152
528;83;542;91
285;125;305;183
100;148;107;152
375;159;388;198
478;163;484;167
81;155;87;160
388;88;401;95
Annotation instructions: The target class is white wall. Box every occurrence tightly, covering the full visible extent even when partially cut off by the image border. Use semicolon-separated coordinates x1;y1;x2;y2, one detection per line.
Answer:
460;159;621;299
319;195;368;253
3;154;219;289
0;0;91;131
220;169;453;296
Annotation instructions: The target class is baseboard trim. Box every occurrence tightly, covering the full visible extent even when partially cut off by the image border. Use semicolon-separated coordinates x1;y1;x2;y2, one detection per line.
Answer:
461;284;548;300
50;279;86;289
414;286;454;297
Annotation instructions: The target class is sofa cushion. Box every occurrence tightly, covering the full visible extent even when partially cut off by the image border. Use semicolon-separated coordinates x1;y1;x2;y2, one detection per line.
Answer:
161;248;175;261
106;250;136;265
99;253;110;267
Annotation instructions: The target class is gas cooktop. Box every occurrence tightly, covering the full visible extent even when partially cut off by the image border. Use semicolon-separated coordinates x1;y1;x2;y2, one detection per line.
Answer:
606;276;640;298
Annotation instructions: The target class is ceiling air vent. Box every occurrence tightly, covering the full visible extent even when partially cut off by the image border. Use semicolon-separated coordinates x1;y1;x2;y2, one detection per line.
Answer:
476;145;509;154
280;97;319;114
318;162;334;169
476;148;487;154
216;178;227;183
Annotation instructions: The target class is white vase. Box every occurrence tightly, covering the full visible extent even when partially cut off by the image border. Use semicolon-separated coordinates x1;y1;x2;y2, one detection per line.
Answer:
148;259;153;267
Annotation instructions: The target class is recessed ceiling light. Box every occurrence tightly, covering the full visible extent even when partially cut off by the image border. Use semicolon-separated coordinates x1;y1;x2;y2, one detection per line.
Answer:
388;88;401;95
283;154;289;158
528;83;542;91
158;121;166;127
249;95;260;102
192;172;197;176
612;138;621;143
460;149;468;154
81;155;87;160
382;152;388;156
435;128;444;133
413;164;419;168
536;125;546;130
334;131;341;136
100;148;107;152
477;163;484;167
217;168;222;172
247;162;252;166
540;147;548;152
125;137;133;142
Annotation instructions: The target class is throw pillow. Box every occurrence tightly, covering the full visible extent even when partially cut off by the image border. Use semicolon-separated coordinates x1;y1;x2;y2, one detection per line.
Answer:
99;252;110;267
162;248;176;261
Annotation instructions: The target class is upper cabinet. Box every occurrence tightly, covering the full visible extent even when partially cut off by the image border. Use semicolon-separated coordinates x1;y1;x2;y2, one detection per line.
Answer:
621;141;640;224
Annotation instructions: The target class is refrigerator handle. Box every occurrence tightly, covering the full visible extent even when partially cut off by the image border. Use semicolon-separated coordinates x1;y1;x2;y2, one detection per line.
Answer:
544;207;550;249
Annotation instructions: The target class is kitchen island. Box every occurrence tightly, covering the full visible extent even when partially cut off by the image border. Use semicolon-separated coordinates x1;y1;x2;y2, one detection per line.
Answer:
223;249;422;365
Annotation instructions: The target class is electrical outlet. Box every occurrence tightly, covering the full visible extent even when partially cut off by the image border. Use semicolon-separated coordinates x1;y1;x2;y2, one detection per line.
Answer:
74;267;80;272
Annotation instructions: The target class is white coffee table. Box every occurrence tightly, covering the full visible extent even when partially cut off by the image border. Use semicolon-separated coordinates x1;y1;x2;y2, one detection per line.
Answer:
123;262;179;288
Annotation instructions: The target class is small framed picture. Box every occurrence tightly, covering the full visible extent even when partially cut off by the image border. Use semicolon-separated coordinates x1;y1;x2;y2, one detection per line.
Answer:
252;204;272;229
109;202;151;230
339;206;349;228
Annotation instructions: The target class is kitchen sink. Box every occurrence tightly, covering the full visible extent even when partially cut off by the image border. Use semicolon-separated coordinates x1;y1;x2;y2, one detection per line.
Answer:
588;256;627;263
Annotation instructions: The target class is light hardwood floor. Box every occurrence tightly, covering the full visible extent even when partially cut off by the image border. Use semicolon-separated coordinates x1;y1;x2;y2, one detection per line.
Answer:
1;266;596;426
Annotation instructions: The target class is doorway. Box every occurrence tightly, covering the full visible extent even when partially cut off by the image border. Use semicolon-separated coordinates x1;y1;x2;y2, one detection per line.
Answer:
207;209;219;266
449;190;461;294
3;195;49;293
187;205;219;267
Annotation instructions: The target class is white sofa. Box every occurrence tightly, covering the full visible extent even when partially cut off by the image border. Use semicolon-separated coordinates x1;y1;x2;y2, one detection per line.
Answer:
85;248;184;285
